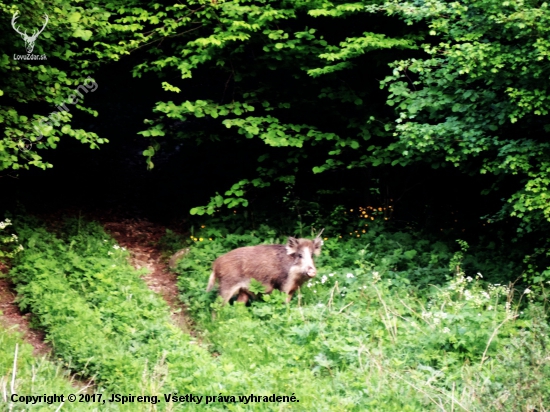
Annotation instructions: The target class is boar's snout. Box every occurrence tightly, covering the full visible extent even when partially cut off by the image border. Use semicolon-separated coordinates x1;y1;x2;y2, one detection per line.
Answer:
307;266;316;277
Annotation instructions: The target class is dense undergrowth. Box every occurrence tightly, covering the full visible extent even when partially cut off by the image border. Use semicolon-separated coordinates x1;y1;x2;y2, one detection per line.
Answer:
1;214;549;411
175;221;550;411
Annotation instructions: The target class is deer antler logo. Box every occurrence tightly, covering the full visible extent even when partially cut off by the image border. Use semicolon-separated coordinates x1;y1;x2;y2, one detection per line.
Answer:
11;11;49;54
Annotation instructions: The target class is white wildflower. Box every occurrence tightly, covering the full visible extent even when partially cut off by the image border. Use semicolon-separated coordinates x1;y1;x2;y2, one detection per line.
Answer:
329;273;334;277
524;288;531;294
442;327;450;334
0;219;11;230
113;244;120;250
346;273;354;278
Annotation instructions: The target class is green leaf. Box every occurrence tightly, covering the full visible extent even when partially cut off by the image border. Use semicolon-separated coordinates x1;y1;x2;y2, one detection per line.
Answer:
68;12;82;22
72;28;93;41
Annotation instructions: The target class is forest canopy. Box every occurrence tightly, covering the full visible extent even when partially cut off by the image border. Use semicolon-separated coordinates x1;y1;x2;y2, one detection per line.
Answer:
1;0;549;254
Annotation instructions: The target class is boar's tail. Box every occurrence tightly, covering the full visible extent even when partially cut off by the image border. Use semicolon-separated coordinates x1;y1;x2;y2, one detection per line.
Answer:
206;271;217;292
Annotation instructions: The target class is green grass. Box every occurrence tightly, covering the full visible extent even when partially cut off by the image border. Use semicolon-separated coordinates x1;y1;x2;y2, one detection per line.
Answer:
2;215;549;411
175;222;550;411
0;325;110;411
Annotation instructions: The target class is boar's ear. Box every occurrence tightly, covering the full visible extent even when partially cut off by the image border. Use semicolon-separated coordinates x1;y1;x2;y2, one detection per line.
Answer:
313;237;323;256
286;237;299;255
312;228;324;256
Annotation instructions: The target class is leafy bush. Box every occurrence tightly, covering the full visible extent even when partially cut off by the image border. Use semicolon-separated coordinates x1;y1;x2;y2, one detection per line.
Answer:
0;217;23;261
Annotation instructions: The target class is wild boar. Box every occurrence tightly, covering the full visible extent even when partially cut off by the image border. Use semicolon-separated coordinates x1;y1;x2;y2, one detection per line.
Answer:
206;233;323;304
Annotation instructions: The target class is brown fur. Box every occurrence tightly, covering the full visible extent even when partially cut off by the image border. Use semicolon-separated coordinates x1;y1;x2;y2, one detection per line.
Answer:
207;237;322;304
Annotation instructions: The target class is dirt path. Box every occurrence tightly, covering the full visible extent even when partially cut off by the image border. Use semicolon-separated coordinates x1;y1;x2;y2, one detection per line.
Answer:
0;212;193;396
1;212;193;374
0;213;193;364
0;262;50;356
100;217;194;334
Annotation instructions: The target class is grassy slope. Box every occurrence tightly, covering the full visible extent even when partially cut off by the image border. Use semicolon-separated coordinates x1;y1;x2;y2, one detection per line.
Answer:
176;224;550;411
2;216;549;411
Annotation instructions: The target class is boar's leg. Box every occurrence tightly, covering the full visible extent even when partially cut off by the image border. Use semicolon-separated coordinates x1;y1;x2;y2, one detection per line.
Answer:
280;276;301;303
236;290;250;304
220;280;250;304
285;292;294;303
